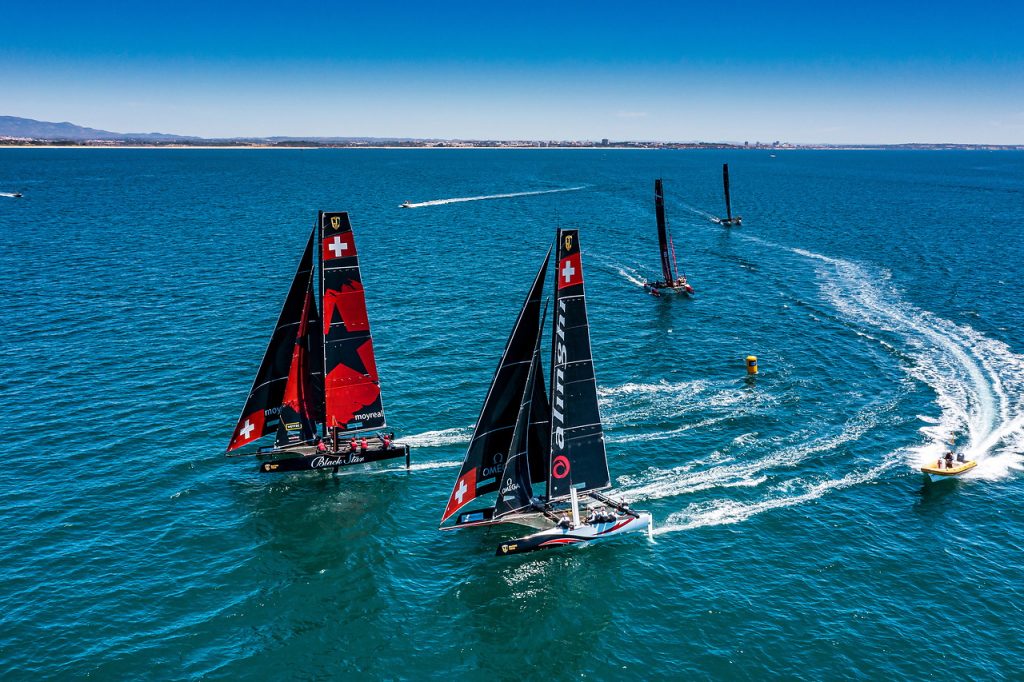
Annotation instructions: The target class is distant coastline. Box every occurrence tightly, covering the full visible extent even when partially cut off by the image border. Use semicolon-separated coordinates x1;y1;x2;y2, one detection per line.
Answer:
2;141;1022;151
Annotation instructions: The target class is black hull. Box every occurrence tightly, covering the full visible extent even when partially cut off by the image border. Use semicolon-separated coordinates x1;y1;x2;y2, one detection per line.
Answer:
259;444;410;473
717;217;742;226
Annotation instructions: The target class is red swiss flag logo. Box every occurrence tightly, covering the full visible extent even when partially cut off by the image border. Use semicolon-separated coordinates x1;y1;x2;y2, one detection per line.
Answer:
229;410;265;450
557;252;583;290
322;233;356;261
442;469;477;521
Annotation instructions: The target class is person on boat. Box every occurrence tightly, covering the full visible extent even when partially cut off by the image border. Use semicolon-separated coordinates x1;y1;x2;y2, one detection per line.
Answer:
382;434;391;449
944;451;955;468
315;437;327;452
360;436;368;452
349;437;358;453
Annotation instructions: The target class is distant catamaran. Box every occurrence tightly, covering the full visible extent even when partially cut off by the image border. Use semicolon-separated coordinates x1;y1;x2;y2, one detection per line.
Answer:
713;163;742;226
226;211;409;473
440;228;652;555
644;178;694;297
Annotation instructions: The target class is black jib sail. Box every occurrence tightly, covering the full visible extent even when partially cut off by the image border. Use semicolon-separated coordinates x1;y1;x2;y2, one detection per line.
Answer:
655;178;675;283
723;163;733;222
548;229;610;500
320;211;387;434
494;306;549;519
441;249;551;523
228;227;320;451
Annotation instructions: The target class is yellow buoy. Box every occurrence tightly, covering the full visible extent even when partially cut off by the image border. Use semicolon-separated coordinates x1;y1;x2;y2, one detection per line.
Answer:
746;355;758;375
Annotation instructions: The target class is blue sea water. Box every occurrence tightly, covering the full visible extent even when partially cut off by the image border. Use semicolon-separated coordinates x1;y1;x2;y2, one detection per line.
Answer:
1;148;1023;679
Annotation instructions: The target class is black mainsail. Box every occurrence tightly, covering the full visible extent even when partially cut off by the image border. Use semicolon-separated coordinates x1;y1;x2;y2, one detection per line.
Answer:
723;163;733;223
548;229;610;500
441;250;551;523
655;178;675;283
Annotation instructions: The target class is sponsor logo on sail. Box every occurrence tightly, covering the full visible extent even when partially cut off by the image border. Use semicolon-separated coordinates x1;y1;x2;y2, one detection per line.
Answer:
331;215;341;229
500;478;520;495
551;298;568;474
481;452;505;478
354;410;384;421
564;233;573;251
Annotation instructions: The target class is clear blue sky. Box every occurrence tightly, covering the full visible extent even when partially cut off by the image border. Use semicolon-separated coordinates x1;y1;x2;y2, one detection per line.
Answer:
2;0;1023;143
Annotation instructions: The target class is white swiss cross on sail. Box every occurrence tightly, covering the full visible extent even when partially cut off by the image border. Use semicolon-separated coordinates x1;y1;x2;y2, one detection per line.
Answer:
327;236;349;258
240;419;255;439
561;260;576;283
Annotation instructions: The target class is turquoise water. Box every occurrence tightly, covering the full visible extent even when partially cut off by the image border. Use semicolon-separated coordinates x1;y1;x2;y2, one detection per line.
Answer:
2;149;1023;679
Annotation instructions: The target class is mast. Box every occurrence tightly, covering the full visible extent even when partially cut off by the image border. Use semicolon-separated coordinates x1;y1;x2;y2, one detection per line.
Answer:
227;226;319;451
723;163;733;222
494;305;549;518
319;212;387;436
441;249;551;523
654;179;674;282
547;229;610;501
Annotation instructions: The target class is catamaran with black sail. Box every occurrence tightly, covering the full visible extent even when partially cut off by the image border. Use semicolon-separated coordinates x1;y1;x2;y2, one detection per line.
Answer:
440;228;652;555
644;178;694;297
226;211;409;473
712;163;742;226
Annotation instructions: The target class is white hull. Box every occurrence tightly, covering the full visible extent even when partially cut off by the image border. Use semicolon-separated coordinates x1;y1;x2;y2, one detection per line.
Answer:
496;512;653;555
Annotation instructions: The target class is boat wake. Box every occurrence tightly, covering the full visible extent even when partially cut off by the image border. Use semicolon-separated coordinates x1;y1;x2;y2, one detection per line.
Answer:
1;192;21;198
401;186;585;208
783;243;1024;481
400;427;473;448
671;199;718;222
619;239;1024;535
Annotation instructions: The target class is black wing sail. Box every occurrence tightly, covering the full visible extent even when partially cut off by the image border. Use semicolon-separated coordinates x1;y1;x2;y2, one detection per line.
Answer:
723;163;733;222
655;179;674;282
441;249;551;524
548;229;611;500
494;306;548;518
227;226;319;451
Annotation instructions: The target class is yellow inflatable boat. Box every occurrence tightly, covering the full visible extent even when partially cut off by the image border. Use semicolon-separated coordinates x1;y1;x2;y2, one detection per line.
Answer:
921;459;976;482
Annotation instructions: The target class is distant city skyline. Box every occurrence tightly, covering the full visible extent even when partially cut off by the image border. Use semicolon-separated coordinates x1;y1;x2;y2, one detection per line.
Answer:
2;1;1023;144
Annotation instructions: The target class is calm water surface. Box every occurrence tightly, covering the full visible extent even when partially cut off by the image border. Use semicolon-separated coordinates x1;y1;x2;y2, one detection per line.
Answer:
1;148;1022;679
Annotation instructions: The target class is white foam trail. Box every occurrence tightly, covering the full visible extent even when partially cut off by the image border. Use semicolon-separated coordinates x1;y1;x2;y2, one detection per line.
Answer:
401;186;585;208
0;192;20;198
673;200;718;222
773;243;1024;480
654;461;897;534
618;403;890;503
400;427;472;448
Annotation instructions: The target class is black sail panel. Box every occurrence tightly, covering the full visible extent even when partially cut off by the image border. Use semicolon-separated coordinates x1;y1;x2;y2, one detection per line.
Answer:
320;211;387;434
275;281;320;447
526;351;551;486
655;179;674;282
441;249;551;523
227;227;318;451
494;306;548;519
548;229;610;500
723;163;733;221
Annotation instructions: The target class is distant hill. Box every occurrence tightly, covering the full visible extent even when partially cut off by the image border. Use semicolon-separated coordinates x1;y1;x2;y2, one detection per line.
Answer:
0;115;194;141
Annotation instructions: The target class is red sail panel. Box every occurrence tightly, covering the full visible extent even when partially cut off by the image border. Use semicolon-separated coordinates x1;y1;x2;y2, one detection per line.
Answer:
275;285;319;447
320;211;386;433
227;227;318;451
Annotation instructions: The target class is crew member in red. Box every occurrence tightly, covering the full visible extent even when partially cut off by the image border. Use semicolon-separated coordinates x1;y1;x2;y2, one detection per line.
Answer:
360;436;368;452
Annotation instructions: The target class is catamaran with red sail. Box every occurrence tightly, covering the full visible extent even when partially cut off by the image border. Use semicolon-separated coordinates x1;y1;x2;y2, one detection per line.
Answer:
226;211;410;473
643;178;694;297
440;228;652;556
712;163;742;226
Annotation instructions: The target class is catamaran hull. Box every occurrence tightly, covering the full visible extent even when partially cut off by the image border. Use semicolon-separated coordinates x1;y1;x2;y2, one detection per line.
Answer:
714;217;742;226
259;444;410;473
495;512;653;556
